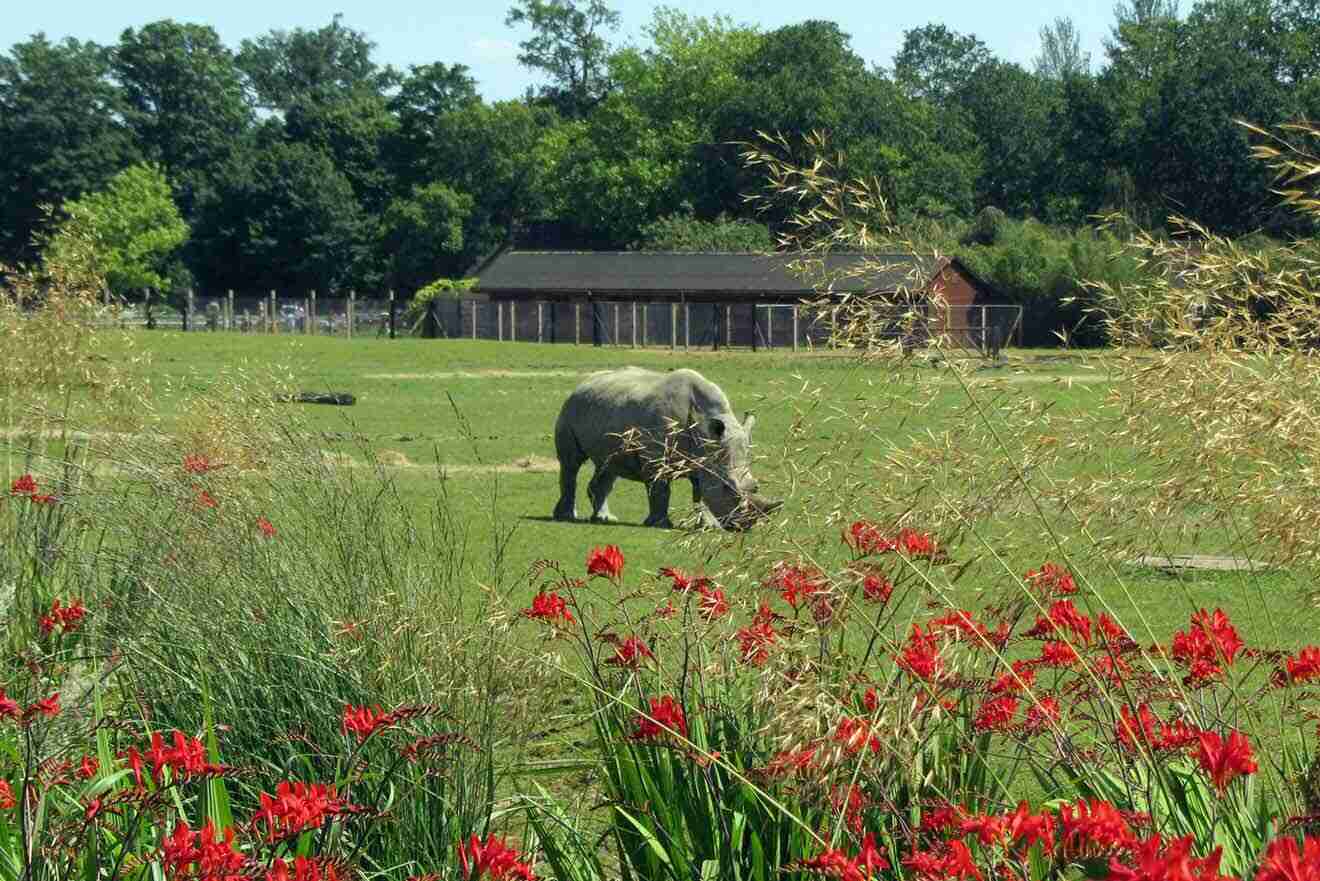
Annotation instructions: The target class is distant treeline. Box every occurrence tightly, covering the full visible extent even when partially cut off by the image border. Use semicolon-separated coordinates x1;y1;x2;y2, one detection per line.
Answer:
3;1;1318;331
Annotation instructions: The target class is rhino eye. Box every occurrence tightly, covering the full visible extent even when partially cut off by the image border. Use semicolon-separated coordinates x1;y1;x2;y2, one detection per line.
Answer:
709;418;725;440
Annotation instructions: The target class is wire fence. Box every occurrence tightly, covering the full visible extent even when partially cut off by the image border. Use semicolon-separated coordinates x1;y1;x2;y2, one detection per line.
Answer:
107;292;1024;355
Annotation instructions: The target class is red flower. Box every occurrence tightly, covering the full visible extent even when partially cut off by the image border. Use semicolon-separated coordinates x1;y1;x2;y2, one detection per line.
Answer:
0;690;18;721
1255;835;1320;881
765;562;827;610
1195;730;1257;792
736;605;779;666
1019;697;1061;734
183;454;218;474
697;586;730;621
522;591;574;626
586;545;624;580
1058;798;1136;857
84;797;103;820
159;820;245;880
990;661;1037;694
40;598;86;636
1114;705;1202;754
659;566;711;593
897;624;945;681
1037;641;1081;668
973;696;1019;733
256;517;277;538
117;746;145;789
1276;647;1320;687
25;693;59;721
76;755;99;780
631;695;688;741
1004;801;1056;853
0;781;13;810
795;832;889;881
457;833;536;881
861;571;893;603
604;636;654;669
10;474;37;496
931;609;990;643
844;520;889;555
1024;600;1093;645
763;745;818;778
1025;562;1077;595
1171;609;1243;682
195;489;219;510
267;857;346;881
29;493;56;505
904;840;983;881
1107;834;1230;881
146;730;223;781
834;716;881;755
255;780;356;842
1098;613;1131;645
341;704;400;742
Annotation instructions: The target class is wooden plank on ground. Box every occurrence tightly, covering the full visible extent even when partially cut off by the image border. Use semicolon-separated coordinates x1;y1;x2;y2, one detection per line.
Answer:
1129;554;1272;573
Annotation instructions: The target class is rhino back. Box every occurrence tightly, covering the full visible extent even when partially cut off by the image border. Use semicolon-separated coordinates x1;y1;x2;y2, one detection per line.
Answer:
557;368;733;469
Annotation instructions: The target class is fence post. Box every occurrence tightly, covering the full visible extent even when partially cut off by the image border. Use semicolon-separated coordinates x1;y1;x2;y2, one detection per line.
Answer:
683;303;690;350
471;301;477;339
792;305;800;352
226;289;234;331
669;303;676;350
613;303;619;346
631;303;637;347
310;290;318;335
268;291;275;334
512;301;518;342
388;290;396;339
348;290;356;339
642;304;648;346
186;289;194;332
538;302;544;343
575;302;581;345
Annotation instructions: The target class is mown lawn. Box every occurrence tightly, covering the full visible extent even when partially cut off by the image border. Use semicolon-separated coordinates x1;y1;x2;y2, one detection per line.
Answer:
4;331;1315;653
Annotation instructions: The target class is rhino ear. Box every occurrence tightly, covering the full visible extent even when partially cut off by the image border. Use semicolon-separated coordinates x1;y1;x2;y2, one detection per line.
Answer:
709;417;725;440
743;412;756;434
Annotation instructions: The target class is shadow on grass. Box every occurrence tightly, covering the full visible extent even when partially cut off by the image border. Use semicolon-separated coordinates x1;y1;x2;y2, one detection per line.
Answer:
520;515;674;531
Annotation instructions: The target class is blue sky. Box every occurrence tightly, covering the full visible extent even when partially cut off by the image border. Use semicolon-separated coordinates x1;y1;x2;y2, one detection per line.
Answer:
4;0;1120;100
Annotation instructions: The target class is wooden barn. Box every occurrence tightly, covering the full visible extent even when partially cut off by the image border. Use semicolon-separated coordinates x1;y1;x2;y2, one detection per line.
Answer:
463;251;1014;350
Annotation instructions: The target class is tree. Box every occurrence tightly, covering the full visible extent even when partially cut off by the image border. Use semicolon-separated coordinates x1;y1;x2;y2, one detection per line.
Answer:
0;35;139;264
386;63;480;188
43;163;188;297
1035;17;1092;80
283;92;398;215
378;183;474;290
112;21;251;215
505;0;619;117
236;15;397;111
892;23;992;103
634;210;772;251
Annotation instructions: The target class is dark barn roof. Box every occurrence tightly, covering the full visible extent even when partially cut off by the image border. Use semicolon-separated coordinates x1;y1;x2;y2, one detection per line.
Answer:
475;251;951;298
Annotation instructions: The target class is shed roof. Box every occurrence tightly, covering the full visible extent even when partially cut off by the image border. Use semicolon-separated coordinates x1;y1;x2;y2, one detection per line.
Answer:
474;251;945;296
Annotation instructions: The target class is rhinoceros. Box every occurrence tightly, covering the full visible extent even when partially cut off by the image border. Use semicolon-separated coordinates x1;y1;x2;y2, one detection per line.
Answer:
552;367;781;530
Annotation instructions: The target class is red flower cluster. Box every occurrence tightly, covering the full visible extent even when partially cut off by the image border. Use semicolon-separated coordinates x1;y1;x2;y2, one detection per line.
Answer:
1107;834;1231;881
1036;641;1081;667
147;730;225;782
860;570;893;604
989;661;1037;694
183;454;220;474
834;716;882;755
697;585;730;621
1058;798;1136;857
845;522;938;559
0;781;13;810
736;603;780;666
0;689;60;724
904;839;983;881
1256;835;1320;881
794;832;889;881
1274;647;1320;687
1114;705;1201;754
585;545;624;580
765;562;828;611
196;489;219;510
896;624;945;681
604;636;654;669
1025;562;1077;595
631;695;688;741
659;566;713;593
256;517;277;539
1024;696;1062;733
39;597;86;636
266;857;346;881
1170;609;1243;683
457;833;536;881
159;820;245;881
9;473;56;505
1194;730;1257;792
973;696;1020;733
522;591;574;626
1024;599;1093;646
341;704;406;742
255;780;357;842
77;754;99;780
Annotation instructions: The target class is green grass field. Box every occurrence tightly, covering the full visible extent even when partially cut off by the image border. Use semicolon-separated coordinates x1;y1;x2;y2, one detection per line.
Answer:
4;331;1315;654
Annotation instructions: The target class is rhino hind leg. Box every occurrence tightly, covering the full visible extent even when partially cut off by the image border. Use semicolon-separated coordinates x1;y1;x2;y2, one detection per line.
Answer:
587;467;618;523
643;480;673;528
553;422;583;521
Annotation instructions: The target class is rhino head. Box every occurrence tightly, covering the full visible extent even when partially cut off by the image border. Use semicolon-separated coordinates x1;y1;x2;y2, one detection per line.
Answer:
694;412;782;530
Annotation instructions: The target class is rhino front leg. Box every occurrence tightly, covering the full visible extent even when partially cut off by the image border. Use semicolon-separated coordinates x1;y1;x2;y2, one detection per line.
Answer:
643;480;673;528
553;425;582;521
690;476;721;528
588;467;619;523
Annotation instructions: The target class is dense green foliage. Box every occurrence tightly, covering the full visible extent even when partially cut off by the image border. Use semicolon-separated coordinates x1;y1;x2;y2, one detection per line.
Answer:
4;0;1320;334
